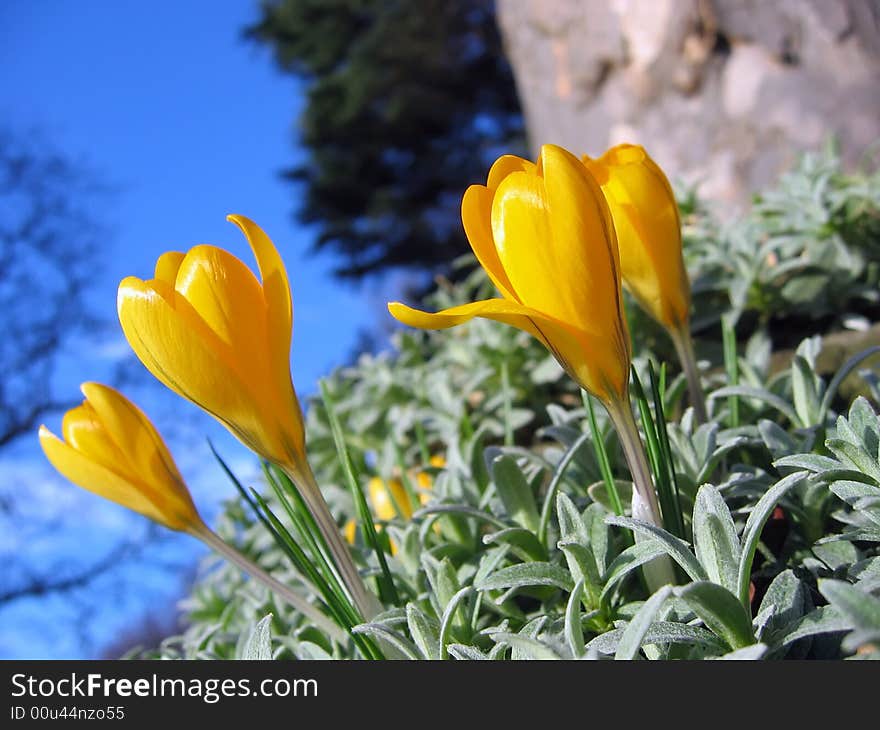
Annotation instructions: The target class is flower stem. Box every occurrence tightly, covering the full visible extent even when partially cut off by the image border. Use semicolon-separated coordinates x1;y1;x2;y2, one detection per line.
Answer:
606;399;662;526
670;325;708;424
192;523;347;643
286;463;383;622
605;397;676;590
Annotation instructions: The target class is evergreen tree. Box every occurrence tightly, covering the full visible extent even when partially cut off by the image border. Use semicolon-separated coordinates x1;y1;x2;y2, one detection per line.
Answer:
248;0;524;279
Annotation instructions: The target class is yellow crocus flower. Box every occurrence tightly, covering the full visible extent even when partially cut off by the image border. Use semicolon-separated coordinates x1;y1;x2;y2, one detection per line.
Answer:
368;476;413;521
416;455;444;505
38;382;201;533
38;382;347;639
117;215;380;620
388;147;672;586
583;144;707;422
116;215;305;474
582;144;689;331
389;144;631;406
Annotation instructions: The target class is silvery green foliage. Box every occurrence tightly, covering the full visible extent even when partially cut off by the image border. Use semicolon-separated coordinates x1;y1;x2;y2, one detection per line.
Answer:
145;148;880;661
681;142;880;332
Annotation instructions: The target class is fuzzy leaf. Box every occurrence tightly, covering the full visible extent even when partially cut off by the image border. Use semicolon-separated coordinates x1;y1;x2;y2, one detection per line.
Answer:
675;581;755;650
615;586;674;660
491;455;541;532
693;484;741;592
406;603;440;660
738;471;806;606
606;515;707;581
476;562;573;593
238;614;273;660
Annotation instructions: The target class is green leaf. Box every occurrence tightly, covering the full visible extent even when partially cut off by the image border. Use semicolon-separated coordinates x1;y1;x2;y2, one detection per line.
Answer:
482;527;548;562
319;379;399;605
476;562;574;593
537;432;590;546
615;586;674;660
775;605;851;647
755;570;806;643
556;493;588;545
565;579;586;659
557;541;602;604
723;314;740;428
737;471;806;607
588;480;633;513
758;420;799;460
692;484;741;592
491;633;563;660
439;586;474;659
710;385;800;424
819;579;880;633
600;541;668;603
819;350;880;422
238;614;273;660
586;622;725;656
584;503;609;577
773;453;853;475
791;338;824;427
605;515;707;581
423;556;461;618
826;437;880;485
447;644;490;660
351;623;421;660
585;393;624;516
406;603;440;660
714;644;767;660
490;455;541;533
847;397;880;456
414;504;508;531
675;581;756;650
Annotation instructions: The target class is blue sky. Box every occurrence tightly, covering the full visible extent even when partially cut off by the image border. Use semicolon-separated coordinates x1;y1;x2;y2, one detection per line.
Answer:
0;1;393;658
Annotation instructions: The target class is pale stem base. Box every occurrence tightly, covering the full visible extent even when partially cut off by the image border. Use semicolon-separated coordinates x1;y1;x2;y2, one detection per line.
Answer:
605;398;676;590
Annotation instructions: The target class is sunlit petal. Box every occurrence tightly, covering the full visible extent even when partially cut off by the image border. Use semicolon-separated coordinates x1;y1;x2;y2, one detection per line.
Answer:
461;185;517;300
80;382;187;496
117;277;281;459
154;251;185;286
585;144;690;329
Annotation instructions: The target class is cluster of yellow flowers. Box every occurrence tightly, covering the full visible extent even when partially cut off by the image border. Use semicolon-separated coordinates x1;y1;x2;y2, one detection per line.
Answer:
38;141;699;626
345;456;446;551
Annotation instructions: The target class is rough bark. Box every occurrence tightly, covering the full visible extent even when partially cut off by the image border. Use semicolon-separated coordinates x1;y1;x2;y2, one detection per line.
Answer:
497;0;880;205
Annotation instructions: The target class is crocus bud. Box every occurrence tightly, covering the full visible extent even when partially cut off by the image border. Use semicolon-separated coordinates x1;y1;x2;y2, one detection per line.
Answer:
39;383;202;533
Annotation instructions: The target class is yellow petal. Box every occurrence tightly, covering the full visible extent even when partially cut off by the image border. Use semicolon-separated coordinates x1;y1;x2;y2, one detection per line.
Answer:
489;147;620;345
117;277;286;461
226;215;305;461
154;251;185;285
388;297;627;401
586;144;690;329
39;425;176;529
343;518;357;545
461;185;517;300
226;214;294;386
80;382;188;500
61;404;127;472
487;154;537;190
174;245;270;378
368;477;397;521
